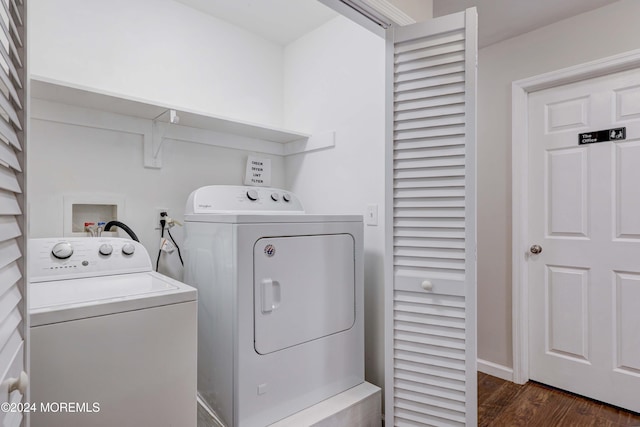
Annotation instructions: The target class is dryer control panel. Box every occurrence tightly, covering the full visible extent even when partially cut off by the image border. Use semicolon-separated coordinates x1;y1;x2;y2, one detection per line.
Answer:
29;237;152;283
185;185;304;214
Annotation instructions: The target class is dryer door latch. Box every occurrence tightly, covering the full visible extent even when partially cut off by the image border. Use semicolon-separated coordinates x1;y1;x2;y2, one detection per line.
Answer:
261;279;281;314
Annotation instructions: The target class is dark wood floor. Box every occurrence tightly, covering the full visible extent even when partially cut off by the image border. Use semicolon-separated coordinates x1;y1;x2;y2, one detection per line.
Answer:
478;372;640;426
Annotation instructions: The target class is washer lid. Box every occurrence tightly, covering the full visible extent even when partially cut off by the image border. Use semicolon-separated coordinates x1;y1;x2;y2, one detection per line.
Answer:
29;272;197;326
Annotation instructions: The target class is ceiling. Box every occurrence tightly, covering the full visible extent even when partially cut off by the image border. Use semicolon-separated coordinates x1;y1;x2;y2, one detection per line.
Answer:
173;0;337;45
433;0;620;48
175;0;620;48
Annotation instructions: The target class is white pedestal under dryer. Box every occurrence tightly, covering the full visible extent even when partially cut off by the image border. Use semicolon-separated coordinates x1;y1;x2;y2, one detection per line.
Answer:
183;185;364;427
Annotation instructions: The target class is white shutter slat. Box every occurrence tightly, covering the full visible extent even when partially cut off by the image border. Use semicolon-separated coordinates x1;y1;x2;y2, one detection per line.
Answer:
395;135;465;150
9;0;22;26
0;114;20;149
395;387;466;413
0;286;21;327
0;329;20;380
395;72;465;94
395;62;465;84
0;165;19;193
0;216;20;242
394;228;465;239
394;207;465;218
0;90;21;129
387;8;477;426
395;104;465;122
395;399;465;425
395;40;464;65
0;305;20;350
395;81;464;103
395;124;465;141
395;374;464;402
0;58;21;109
395;167;465;180
394;216;464;228
395;311;466;330
0;238;19;269
393;145;466;160
394;114;465;131
0;140;20;170
1;0;22;48
394;30;464;54
0;7;21;69
395;367;465;392
394;237;465;249
395;51;465;75
0;189;20;214
394;186;465;198
0;261;20;296
396;92;465;112
394;156;465;170
395;323;466;343
0;32;21;89
395;246;465;258
395;256;465;271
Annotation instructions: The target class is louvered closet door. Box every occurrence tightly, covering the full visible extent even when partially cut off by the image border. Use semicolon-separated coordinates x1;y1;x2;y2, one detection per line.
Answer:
0;1;27;427
385;8;477;426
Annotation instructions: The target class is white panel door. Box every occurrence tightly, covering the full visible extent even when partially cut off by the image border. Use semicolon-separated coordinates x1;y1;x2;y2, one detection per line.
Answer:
386;8;477;426
528;67;640;412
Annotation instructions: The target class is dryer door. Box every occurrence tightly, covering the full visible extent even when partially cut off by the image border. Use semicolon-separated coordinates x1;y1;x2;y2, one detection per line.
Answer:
253;234;355;354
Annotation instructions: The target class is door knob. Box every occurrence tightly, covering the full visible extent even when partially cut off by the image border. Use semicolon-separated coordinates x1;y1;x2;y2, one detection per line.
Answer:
530;244;542;254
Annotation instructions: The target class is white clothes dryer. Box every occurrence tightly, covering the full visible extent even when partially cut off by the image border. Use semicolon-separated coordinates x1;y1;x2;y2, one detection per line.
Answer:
183;185;364;427
28;237;197;427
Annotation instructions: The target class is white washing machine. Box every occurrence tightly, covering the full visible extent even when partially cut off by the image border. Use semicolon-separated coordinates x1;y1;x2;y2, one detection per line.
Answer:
28;237;197;427
183;185;364;427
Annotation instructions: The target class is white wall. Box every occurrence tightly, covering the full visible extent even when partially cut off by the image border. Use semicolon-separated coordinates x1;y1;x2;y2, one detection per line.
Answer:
28;0;289;278
30;0;285;128
29;115;285;279
477;0;640;369
283;15;386;390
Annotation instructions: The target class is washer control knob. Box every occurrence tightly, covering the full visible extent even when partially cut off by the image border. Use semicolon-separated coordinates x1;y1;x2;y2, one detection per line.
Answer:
247;190;259;201
51;241;73;260
282;193;291;203
122;242;136;256
99;243;113;256
271;193;280;202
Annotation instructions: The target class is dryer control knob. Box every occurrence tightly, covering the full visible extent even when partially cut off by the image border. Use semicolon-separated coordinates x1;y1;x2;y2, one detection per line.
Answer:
99;243;113;256
247;190;259;201
282;193;291;203
271;193;280;201
122;243;135;256
51;241;73;260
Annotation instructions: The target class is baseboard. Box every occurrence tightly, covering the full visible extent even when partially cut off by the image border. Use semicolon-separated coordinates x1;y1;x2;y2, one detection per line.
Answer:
477;359;514;382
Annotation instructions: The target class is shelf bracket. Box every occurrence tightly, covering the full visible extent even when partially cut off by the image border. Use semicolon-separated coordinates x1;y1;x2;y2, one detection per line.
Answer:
144;109;180;169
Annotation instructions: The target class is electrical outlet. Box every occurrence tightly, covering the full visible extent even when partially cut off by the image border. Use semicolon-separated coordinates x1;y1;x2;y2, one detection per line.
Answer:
155;208;169;230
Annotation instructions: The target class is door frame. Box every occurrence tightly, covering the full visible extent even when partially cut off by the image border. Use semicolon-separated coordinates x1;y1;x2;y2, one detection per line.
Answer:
511;49;640;384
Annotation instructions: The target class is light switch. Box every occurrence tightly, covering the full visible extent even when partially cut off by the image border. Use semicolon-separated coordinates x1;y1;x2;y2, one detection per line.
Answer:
366;204;378;226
